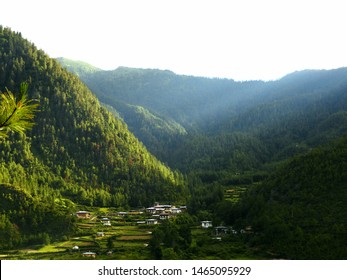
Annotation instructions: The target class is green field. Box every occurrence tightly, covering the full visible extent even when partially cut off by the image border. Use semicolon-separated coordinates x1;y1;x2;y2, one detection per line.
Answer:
0;206;267;260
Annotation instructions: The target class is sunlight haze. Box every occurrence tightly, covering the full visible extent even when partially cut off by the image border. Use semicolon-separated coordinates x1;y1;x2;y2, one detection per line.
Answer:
1;0;347;80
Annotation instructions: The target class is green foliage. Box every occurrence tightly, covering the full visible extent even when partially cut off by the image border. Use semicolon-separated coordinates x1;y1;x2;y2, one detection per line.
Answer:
56;57;101;77
149;215;193;259
61;57;347;259
0;26;187;212
61;58;347;178
0;183;76;249
2;26;347;259
0;82;39;138
0;213;20;249
234;136;347;259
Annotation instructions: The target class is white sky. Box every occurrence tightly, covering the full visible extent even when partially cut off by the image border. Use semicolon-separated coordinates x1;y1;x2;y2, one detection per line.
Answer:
1;0;347;81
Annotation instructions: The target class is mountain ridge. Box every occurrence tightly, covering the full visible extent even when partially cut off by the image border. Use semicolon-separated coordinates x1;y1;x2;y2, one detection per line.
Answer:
59;58;347;173
0;27;186;208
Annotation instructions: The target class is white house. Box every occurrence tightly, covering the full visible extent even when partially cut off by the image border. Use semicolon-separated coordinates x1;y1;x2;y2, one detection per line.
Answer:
171;208;182;214
201;221;213;228
146;219;158;225
159;213;171;220
82;251;96;258
179;206;187;211
117;212;128;216
146;207;156;214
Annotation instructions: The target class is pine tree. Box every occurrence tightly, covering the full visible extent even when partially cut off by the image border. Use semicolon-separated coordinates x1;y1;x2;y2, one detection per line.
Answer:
0;82;39;138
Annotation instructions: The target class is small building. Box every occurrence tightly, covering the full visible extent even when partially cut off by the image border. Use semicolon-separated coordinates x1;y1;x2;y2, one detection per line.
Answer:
160;205;172;211
146;207;156;214
72;246;79;251
101;217;111;226
171;208;182;214
212;236;222;241
76;211;91;219
240;226;253;234
154;204;171;213
146;219;158;225
96;232;105;237
245;226;253;233
82;251;96;258
129;210;143;215
154;207;165;214
201;221;213;228
159;213;171;220
179;206;187;211
117;212;128;216
215;226;229;235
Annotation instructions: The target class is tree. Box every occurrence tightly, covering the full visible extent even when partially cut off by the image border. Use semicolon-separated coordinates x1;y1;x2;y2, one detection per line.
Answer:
0;83;39;138
107;236;114;250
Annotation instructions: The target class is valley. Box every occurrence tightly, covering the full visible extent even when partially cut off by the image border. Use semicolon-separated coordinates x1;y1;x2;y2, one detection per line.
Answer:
1;27;347;259
1;198;265;260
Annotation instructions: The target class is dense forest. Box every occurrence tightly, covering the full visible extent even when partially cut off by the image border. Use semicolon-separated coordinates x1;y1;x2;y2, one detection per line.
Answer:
1;27;346;259
232;136;347;259
0;27;187;248
60;58;347;174
59;59;347;259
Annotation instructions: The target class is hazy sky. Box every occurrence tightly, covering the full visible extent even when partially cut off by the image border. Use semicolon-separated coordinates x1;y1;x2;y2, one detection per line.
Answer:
1;0;347;80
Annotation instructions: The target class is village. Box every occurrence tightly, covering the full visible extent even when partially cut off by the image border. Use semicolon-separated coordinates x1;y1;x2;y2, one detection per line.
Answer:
72;202;253;259
0;184;259;260
0;186;258;260
73;203;189;258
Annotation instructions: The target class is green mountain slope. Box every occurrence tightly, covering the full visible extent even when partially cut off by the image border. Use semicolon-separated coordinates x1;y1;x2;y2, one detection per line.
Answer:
108;100;187;160
58;63;266;130
0;27;186;209
63;59;347;259
0;183;75;248
60;59;347;175
55;57;101;77
234;136;347;259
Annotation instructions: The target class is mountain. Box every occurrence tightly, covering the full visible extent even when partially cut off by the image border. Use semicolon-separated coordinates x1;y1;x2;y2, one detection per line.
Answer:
58;58;347;259
59;59;347;175
233;135;347;259
57;62;267;130
55;57;101;77
104;100;188;160
0;27;187;247
58;60;271;171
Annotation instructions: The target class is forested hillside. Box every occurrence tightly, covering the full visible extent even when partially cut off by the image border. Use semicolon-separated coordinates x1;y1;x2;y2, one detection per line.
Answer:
58;59;273;160
60;59;347;175
0;183;75;248
59;58;347;259
0;27;187;248
231;136;347;259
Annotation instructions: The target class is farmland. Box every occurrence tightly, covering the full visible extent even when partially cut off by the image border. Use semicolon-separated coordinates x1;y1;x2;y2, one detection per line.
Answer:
0;204;266;260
